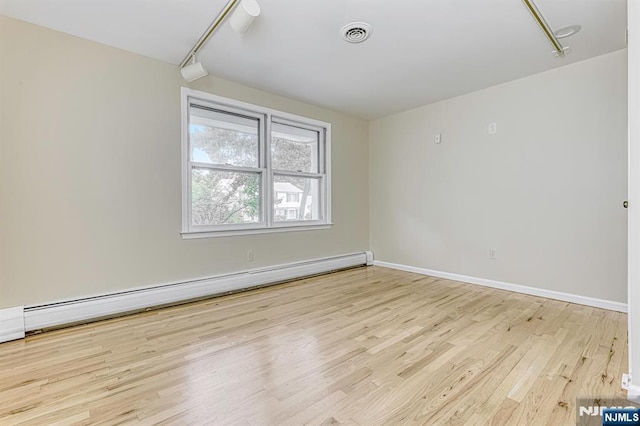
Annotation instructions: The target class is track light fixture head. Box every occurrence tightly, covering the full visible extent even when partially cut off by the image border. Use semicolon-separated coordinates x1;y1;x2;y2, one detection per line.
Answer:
180;55;208;82
230;0;261;34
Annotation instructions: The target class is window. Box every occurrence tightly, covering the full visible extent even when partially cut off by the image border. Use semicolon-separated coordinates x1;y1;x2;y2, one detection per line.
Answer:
181;88;331;238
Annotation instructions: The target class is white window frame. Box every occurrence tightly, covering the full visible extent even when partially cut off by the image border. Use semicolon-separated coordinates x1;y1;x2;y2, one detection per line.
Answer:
181;88;332;239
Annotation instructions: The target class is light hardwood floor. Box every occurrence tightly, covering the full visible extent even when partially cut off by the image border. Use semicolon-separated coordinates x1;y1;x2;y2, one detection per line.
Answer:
0;266;628;425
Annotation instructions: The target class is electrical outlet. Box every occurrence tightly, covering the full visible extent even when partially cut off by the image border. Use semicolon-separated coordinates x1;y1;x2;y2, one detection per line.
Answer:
488;123;497;135
247;249;255;262
622;373;631;390
489;248;497;259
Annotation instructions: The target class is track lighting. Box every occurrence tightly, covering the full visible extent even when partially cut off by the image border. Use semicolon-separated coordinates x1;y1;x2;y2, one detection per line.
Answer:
230;0;261;34
521;0;568;57
180;56;208;82
178;0;261;82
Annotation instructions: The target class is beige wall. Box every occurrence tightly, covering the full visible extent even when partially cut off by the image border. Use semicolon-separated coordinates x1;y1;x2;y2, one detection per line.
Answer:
0;15;628;309
0;16;370;308
370;49;628;303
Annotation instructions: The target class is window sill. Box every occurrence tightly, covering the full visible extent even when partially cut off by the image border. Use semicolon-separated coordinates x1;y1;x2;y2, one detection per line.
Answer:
181;224;333;239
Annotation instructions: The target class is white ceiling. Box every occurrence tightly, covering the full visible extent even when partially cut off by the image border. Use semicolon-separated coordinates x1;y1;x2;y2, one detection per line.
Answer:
0;0;627;119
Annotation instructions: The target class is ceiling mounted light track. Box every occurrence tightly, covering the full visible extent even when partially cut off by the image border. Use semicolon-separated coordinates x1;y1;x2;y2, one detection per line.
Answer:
179;0;261;81
521;0;568;58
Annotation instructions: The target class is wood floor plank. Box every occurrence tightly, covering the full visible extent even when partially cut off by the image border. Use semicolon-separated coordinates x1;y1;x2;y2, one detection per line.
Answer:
0;266;629;425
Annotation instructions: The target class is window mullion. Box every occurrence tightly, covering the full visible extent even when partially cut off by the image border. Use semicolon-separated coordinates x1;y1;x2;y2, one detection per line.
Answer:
182;92;191;233
320;128;326;219
320;128;326;174
324;126;331;224
265;113;273;228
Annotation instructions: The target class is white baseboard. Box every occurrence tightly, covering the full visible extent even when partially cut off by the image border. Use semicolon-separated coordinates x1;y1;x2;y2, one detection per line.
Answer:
21;251;371;333
628;385;640;398
365;251;374;266
374;260;628;313
0;306;25;343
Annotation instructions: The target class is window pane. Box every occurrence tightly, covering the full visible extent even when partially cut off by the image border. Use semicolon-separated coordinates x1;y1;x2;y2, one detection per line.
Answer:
192;168;261;226
271;122;319;173
273;175;321;222
189;105;259;167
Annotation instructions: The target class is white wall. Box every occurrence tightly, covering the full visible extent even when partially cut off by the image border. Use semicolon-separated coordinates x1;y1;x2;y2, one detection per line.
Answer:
0;16;369;308
627;0;640;391
370;49;628;303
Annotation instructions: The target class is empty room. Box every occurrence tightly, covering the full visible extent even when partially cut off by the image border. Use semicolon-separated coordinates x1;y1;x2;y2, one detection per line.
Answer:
1;0;639;424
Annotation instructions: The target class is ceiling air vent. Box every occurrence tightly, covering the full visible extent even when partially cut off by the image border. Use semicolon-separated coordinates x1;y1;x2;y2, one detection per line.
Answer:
340;22;372;43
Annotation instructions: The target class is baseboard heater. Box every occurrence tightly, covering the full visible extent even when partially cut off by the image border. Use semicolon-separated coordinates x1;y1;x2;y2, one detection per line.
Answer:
22;251;374;333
